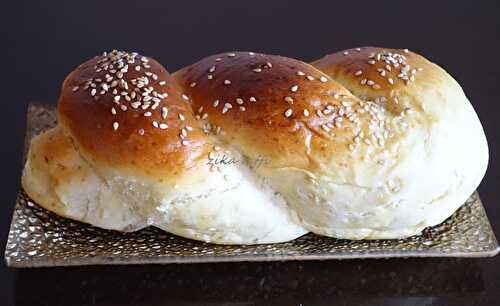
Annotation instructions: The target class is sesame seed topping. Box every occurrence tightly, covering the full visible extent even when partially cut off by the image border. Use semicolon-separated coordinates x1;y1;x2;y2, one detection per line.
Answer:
209;66;216;73
190;82;197;88
182;140;189;146
159;81;166;86
72;86;79;92
354;70;363;76
159;123;168;129
296;71;305;76
236;98;244;105
319;76;328;83
284;96;294;104
284;108;293;118
113;122;119;130
303;109;310;117
227;53;236;57
388;78;394;84
182;94;189;101
207;74;214;80
138;129;145;135
152;121;159;128
144;111;152;117
240;106;246;111
179;114;185;121
111;107;117;115
343;51;349;56
213;100;220;107
253;68;262;73
306;75;315;81
224;79;231;85
290;85;299;92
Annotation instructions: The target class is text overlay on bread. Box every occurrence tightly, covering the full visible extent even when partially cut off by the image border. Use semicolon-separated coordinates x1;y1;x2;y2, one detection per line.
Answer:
22;48;488;244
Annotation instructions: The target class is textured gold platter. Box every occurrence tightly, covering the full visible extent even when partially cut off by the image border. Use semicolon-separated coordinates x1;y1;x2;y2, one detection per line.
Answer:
4;104;499;267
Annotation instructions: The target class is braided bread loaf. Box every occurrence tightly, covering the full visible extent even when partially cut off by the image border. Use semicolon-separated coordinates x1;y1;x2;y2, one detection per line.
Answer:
22;48;488;244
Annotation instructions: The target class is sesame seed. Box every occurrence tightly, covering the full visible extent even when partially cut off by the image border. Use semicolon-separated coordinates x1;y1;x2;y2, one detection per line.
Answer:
266;62;273;68
159;123;168;129
113;122;119;130
284;96;294;104
181;128;187;137
240;106;246;111
209;66;216;73
253;68;262;73
306;75;315;81
159;81;166;86
91;89;97;96
179;113;185;121
72;86;79;92
152;121;159;128
249;52;255;56
403;49;409;53
144;111;152;117
368;60;376;65
355;48;361;52
303;109;310;117
360;78;367;85
348;144;355;151
111;107;117;115
354;70;363;76
162;107;168;119
224;80;231;85
320;76;328;83
135;66;141;71
373;84;381;89
215;58;222;62
367;80;375;86
284;108;293;118
138;129;145;135
213;100;220;107
343;51;349;55
227;53;236;57
186;126;193;131
290;85;299;92
190;82;197;88
114;95;121;103
207;74;214;80
236;98;244;105
182;140;189;146
224;103;233;109
182;94;189;101
296;71;305;76
120;104;127;111
388;78;394;84
249;97;257;102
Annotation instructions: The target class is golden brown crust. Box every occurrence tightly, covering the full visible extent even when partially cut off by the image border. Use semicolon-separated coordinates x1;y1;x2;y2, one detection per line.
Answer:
58;51;210;178
173;52;356;168
311;47;434;109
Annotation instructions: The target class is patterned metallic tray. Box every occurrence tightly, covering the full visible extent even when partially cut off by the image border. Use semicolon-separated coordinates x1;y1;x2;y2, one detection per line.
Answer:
4;104;499;267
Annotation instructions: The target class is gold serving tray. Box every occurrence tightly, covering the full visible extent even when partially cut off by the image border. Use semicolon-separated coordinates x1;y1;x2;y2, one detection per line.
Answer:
4;103;499;267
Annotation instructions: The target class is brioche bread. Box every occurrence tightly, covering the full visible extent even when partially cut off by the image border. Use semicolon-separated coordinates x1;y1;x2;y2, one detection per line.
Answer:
22;48;488;243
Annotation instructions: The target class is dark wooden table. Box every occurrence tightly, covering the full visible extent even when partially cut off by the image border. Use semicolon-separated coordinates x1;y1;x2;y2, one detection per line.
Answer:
2;1;499;305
